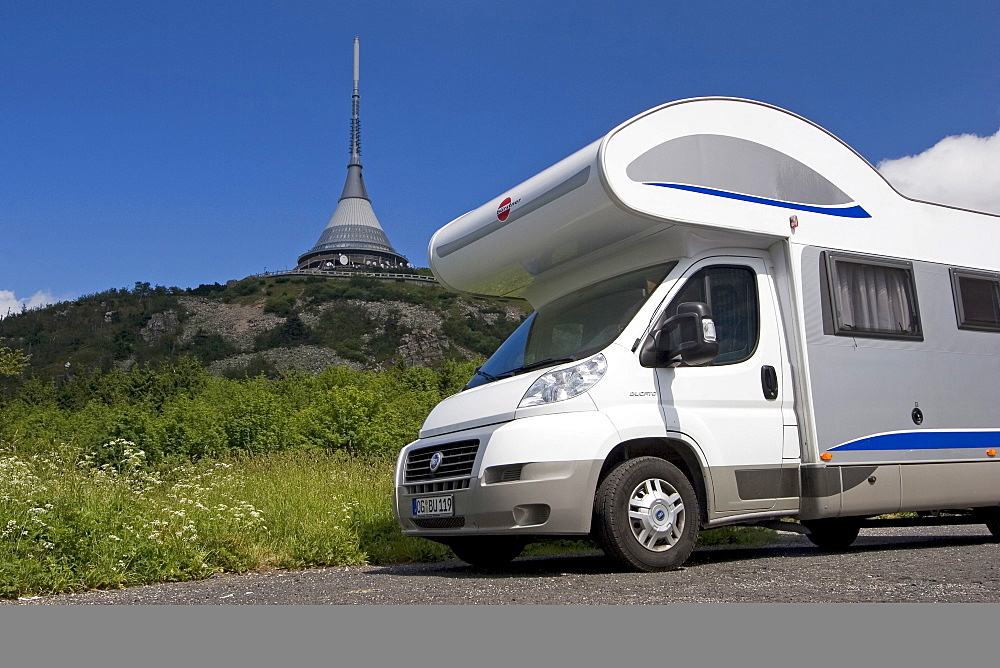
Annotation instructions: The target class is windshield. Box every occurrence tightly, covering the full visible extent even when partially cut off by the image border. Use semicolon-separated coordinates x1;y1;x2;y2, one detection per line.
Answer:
466;262;676;389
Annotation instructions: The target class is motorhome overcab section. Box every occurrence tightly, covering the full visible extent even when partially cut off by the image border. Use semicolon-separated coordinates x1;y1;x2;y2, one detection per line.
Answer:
394;97;1000;572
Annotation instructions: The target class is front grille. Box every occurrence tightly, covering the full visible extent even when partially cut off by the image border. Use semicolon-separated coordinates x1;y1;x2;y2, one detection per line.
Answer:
404;478;471;495
412;517;466;529
405;440;480;483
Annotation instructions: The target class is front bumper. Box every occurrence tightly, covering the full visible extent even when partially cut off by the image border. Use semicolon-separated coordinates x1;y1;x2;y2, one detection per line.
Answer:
394;412;619;537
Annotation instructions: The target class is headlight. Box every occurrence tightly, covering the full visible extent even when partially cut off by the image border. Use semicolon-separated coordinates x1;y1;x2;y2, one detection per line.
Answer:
518;354;608;408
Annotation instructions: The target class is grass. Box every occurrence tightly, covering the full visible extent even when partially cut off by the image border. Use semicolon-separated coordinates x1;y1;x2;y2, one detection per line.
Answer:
0;443;451;599
0;442;779;599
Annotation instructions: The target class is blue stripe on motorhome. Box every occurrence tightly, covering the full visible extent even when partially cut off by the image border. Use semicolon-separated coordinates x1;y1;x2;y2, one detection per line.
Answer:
642;183;872;218
829;431;1000;451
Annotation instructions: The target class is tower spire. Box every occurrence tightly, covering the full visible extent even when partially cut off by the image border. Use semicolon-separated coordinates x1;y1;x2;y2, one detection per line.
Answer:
339;36;367;200
350;36;361;166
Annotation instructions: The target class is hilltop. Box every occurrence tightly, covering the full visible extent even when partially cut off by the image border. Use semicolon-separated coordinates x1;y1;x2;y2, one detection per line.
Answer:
0;273;530;382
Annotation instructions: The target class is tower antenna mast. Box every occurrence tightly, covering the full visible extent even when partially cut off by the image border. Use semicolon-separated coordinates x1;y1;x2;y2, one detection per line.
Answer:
350;36;361;165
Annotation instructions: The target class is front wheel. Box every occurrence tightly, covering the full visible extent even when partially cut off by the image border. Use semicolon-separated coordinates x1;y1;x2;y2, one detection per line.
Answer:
446;537;526;569
594;457;700;572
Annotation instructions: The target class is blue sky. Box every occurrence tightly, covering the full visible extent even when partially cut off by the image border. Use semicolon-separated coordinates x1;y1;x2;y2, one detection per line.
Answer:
2;1;999;312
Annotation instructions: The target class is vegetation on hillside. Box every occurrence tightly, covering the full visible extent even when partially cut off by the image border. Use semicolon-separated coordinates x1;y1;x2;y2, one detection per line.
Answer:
1;356;476;466
0;275;529;383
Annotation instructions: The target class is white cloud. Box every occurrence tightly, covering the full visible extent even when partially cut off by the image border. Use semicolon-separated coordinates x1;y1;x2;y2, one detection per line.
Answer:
877;129;1000;215
0;290;62;319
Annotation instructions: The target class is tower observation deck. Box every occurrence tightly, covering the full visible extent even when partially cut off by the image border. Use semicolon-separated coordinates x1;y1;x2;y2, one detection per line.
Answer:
296;37;409;272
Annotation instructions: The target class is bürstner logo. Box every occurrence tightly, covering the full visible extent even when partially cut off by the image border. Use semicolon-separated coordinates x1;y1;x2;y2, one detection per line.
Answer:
496;196;520;222
429;451;444;474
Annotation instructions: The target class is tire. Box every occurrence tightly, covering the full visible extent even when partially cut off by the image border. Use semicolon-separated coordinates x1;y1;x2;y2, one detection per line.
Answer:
594;457;700;572
447;537;526;569
976;507;1000;541
803;518;861;550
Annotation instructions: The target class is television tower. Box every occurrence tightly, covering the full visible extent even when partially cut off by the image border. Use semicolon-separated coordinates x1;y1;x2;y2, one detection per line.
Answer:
296;37;409;272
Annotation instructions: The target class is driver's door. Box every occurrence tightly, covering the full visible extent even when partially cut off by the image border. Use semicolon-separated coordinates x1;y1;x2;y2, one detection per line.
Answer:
654;257;790;512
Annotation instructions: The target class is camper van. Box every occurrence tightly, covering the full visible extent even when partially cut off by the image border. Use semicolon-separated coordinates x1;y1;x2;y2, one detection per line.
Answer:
394;97;1000;571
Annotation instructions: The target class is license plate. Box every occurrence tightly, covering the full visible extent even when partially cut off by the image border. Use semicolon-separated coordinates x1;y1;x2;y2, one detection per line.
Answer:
412;495;453;517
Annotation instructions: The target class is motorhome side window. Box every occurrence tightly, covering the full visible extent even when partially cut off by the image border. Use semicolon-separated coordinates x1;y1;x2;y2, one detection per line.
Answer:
950;269;1000;332
824;253;922;340
666;266;759;364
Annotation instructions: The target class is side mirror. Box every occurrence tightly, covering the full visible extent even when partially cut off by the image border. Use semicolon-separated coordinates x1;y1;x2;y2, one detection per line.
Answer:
639;301;719;367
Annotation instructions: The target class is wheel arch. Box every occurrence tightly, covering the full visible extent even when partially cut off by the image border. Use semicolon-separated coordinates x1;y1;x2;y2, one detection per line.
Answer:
597;437;713;526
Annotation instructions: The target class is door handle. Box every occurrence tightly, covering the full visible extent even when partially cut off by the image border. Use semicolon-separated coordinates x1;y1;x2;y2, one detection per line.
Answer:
761;365;778;400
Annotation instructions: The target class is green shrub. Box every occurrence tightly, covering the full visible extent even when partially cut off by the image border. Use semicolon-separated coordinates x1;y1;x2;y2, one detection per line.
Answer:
263;295;296;317
227;278;262;298
254;314;315;350
180;331;240;363
291;385;408;454
214;379;293;455
0;347;30;377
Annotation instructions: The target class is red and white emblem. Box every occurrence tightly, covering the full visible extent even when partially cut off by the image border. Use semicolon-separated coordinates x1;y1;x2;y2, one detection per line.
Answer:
497;197;513;222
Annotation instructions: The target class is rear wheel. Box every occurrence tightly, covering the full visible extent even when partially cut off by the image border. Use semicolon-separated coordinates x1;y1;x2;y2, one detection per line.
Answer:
446;537;526;569
976;507;1000;541
803;518;861;550
594;457;700;572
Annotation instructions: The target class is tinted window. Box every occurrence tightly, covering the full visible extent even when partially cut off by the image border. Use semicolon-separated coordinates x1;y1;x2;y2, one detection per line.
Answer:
951;269;1000;332
665;265;759;365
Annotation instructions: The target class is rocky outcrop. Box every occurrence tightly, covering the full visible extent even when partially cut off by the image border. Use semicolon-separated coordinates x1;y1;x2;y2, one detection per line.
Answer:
208;345;360;376
177;297;282;351
397;329;452;367
170;293;525;374
141;310;179;342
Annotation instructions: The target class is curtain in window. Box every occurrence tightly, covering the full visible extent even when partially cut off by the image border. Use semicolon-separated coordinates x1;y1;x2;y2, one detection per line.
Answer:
836;262;917;334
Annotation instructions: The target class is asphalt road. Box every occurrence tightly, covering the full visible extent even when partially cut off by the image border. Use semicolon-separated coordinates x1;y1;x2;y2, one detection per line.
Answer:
14;525;1000;604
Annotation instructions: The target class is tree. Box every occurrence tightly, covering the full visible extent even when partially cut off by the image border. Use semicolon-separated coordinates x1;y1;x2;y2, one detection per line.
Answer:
0;347;30;376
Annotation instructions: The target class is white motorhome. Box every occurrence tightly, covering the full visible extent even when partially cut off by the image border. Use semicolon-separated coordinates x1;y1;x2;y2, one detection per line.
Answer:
394;97;1000;571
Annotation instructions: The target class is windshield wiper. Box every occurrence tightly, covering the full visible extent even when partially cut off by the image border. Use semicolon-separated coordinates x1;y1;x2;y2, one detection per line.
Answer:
494;357;577;379
472;367;499;382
